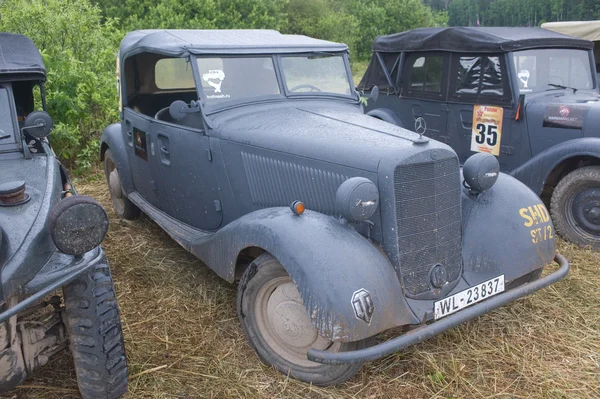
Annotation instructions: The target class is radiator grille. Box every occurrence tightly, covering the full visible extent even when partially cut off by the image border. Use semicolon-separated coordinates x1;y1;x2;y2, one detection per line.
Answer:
394;156;462;295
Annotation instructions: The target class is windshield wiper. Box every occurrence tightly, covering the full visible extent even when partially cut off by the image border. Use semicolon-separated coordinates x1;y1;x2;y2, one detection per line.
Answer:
547;83;578;93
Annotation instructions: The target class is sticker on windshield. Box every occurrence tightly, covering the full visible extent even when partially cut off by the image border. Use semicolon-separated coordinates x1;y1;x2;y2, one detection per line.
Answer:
543;105;586;130
517;69;531;91
202;69;230;100
471;105;504;156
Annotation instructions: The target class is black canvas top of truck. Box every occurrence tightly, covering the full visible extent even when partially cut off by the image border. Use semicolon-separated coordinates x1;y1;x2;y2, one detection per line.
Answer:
0;33;46;81
372;27;593;54
120;29;348;58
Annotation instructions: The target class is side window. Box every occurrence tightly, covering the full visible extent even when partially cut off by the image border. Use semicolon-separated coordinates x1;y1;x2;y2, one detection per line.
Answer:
451;55;508;103
403;54;444;99
155;58;195;90
124;54;197;118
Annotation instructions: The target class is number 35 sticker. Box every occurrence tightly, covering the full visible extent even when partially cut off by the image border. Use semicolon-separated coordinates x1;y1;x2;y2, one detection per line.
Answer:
471;105;504;156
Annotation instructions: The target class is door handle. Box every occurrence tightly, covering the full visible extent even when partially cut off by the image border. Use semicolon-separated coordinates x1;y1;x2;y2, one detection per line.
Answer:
160;146;170;155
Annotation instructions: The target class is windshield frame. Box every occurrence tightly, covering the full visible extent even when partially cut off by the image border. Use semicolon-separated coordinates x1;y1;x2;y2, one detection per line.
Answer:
0;83;22;153
510;48;596;94
192;52;358;114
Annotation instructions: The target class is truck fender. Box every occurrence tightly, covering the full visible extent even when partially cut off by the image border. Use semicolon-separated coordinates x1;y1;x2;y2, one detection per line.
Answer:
510;137;600;195
366;108;404;127
189;207;419;342
461;172;556;285
99;122;134;194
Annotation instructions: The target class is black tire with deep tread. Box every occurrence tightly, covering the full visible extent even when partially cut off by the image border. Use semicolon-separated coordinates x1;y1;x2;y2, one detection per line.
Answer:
237;254;365;387
63;262;128;399
550;166;600;249
103;149;141;220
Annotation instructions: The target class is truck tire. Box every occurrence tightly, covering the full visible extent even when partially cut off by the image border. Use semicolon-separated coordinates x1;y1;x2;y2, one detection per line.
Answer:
237;253;366;387
63;263;128;399
103;149;140;220
551;166;600;249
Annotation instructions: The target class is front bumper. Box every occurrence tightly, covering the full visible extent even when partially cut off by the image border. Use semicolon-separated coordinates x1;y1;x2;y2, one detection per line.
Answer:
308;253;569;365
0;247;105;323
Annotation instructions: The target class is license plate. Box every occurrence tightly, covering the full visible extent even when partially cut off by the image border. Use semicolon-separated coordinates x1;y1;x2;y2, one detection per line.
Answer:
434;275;505;320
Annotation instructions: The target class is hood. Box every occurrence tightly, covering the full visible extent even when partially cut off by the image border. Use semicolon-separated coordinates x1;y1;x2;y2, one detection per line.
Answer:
524;89;600;137
213;102;453;172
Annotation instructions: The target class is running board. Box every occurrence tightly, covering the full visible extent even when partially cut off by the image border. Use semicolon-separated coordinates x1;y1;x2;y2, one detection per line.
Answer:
127;191;212;250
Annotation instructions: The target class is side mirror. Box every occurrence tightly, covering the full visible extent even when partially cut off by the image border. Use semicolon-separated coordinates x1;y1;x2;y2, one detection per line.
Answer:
22;111;54;139
169;100;200;121
369;86;379;103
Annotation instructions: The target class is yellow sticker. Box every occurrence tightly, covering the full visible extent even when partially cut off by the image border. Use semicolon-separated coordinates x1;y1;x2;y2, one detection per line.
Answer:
471;105;504;156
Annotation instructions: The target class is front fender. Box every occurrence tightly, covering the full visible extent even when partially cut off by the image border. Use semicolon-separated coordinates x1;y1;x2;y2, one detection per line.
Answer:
511;137;600;194
462;172;556;286
366;108;404;127
190;207;419;341
100;122;134;193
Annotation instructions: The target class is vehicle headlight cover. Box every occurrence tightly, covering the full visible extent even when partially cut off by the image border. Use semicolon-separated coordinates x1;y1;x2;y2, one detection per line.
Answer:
49;195;109;255
463;153;500;193
335;177;379;222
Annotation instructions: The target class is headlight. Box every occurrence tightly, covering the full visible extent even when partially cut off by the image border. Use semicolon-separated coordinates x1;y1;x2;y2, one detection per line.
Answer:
49;195;109;255
463;153;500;193
335;177;379;222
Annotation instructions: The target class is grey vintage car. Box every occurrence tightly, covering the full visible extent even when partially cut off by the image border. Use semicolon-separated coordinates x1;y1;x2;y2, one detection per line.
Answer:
0;33;127;397
102;29;569;386
360;27;600;249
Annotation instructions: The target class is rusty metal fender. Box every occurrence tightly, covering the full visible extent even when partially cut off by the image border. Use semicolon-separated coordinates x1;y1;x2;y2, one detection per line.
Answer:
189;207;419;342
461;172;556;286
99;122;134;194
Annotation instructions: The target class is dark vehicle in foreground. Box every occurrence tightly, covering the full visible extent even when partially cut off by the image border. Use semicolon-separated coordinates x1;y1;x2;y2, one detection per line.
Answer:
360;27;600;249
102;29;569;386
0;33;127;398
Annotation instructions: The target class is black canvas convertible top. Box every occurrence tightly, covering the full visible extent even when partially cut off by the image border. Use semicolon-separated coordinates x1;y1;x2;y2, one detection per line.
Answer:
373;27;594;53
120;29;348;58
0;33;46;82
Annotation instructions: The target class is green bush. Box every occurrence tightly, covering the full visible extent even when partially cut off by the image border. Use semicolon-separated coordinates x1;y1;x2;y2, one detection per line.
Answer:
0;0;120;172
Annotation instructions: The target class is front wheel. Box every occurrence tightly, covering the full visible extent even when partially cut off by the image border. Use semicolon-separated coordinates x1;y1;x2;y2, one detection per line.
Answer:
63;262;128;399
551;166;600;249
237;254;365;386
103;149;140;220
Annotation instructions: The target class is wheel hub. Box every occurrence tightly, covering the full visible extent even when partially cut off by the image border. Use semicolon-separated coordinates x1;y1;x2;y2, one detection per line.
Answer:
267;282;318;349
571;187;600;235
109;170;123;200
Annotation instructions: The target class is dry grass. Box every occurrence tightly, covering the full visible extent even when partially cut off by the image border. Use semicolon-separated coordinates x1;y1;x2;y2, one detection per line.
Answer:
4;175;599;399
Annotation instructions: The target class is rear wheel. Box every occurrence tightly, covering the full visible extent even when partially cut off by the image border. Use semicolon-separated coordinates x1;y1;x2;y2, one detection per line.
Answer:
551;166;600;249
103;149;140;220
63;263;128;399
237;254;365;386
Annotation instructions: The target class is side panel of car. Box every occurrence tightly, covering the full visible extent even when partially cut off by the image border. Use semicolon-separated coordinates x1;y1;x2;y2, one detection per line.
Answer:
399;52;450;144
150;120;223;230
121;109;162;208
101;123;135;193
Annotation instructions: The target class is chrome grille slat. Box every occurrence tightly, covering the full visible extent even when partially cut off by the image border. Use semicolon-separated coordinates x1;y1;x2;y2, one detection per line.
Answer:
394;156;462;295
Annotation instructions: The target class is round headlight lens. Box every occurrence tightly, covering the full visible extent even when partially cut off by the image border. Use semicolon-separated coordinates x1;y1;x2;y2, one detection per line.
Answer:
463;153;500;193
49;195;109;255
335;177;379;222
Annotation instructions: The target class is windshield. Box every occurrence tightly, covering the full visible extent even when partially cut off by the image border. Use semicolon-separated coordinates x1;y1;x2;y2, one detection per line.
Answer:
281;55;353;96
512;49;594;93
0;88;17;145
196;56;281;106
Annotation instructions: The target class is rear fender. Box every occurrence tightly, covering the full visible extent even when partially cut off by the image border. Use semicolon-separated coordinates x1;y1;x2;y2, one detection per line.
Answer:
510;137;600;194
462;172;556;285
100;122;134;193
190;208;418;341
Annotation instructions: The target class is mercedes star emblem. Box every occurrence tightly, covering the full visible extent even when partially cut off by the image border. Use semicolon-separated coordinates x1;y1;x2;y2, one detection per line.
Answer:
414;117;427;135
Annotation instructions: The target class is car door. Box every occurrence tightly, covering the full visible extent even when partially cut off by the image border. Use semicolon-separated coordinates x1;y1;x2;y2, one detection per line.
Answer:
122;108;161;207
151;117;222;230
445;53;518;171
399;52;449;143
